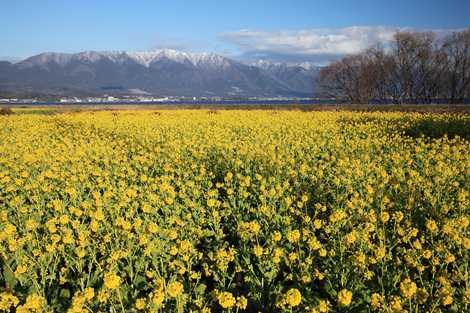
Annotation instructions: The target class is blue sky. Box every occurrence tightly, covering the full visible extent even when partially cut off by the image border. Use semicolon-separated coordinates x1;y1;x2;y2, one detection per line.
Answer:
1;0;469;63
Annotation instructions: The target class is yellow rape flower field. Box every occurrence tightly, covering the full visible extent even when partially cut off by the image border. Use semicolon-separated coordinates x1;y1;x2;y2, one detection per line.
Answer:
0;109;469;313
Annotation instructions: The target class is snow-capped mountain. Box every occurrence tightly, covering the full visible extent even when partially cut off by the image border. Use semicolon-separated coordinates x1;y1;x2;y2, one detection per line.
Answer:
249;60;321;94
0;49;319;97
18;49;234;70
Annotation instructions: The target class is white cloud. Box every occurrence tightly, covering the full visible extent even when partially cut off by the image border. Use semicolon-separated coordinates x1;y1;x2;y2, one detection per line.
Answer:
220;26;408;63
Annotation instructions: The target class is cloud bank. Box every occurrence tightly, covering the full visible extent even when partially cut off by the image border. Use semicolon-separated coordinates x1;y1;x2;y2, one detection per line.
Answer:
220;26;407;64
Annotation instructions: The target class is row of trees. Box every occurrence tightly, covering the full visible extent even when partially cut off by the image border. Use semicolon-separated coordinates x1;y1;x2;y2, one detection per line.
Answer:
318;30;470;104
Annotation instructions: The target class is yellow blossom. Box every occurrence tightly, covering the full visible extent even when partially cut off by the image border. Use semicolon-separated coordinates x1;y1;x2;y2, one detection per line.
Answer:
167;281;184;298
135;298;146;310
103;272;121;290
218;292;236;309
337;289;352;307
285;288;302;307
400;278;417;299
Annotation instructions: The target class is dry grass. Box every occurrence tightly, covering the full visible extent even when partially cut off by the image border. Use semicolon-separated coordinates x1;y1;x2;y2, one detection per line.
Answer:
3;103;470;114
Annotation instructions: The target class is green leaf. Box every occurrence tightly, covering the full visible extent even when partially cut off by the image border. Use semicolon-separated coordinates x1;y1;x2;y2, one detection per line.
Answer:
2;262;17;289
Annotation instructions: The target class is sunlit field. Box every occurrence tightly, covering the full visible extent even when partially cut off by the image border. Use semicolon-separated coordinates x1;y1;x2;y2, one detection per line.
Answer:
0;110;469;312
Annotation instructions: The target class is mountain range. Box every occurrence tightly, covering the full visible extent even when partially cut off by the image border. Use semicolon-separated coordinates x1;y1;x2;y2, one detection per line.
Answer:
0;49;320;97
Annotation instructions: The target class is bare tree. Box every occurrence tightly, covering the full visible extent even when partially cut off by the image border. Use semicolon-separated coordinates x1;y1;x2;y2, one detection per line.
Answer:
441;30;470;103
389;32;438;101
318;57;354;102
318;54;381;104
364;46;396;101
317;29;470;104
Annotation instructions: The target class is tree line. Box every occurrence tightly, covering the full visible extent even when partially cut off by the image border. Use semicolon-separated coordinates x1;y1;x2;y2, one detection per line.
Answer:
318;30;470;104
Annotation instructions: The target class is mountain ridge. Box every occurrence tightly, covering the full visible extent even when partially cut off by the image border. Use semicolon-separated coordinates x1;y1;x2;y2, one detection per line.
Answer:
0;49;320;97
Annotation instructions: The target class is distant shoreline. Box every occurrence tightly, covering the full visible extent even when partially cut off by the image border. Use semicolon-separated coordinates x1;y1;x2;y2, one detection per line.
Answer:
0;99;337;106
1;99;469;106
